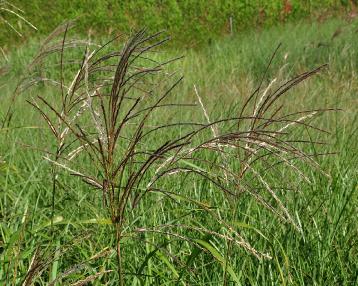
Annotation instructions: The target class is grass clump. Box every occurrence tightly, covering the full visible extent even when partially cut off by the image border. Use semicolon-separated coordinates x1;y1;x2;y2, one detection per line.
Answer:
3;22;334;284
1;17;357;285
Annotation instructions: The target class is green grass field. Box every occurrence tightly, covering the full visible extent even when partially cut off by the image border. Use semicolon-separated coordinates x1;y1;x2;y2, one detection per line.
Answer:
1;17;357;285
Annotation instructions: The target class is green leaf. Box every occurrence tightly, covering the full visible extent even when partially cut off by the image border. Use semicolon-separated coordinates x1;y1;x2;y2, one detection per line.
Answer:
231;221;270;241
137;242;169;277
177;233;212;282
50;239;61;285
181;159;206;173
155;250;179;279
194;239;240;284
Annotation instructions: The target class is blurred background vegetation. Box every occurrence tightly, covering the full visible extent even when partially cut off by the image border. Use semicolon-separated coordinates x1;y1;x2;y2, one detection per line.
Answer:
1;0;357;48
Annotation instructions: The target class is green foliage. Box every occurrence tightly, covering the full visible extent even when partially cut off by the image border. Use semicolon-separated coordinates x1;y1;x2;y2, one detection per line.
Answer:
1;0;350;47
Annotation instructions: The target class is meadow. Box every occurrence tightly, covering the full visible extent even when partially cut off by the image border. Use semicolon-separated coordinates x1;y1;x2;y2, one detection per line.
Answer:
1;17;358;285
